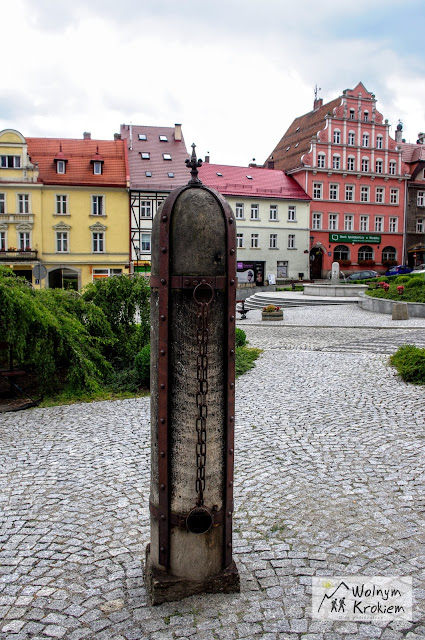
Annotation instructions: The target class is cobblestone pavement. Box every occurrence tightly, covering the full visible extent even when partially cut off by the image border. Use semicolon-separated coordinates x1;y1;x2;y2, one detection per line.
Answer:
1;308;425;639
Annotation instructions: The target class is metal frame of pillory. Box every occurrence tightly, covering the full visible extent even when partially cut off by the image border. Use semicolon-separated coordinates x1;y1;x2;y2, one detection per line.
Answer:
150;145;237;570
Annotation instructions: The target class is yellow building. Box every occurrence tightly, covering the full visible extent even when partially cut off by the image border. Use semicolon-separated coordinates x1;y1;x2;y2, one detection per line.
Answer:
0;129;130;290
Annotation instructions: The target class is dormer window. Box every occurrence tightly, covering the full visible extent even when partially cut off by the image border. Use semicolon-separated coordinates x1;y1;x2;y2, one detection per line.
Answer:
145;171;152;177
141;152;150;159
54;144;68;174
163;153;172;160
349;108;355;120
138;134;147;140
57;160;66;174
168;172;174;178
364;111;369;122
90;146;104;174
159;135;168;142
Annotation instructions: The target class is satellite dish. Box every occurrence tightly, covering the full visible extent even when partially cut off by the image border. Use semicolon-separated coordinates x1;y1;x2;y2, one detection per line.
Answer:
33;264;47;280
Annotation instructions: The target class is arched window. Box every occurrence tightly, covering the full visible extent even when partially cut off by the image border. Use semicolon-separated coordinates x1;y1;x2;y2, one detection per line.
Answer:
382;246;396;262
364;111;369;122
358;245;374;261
333;245;350;261
349;108;355;120
333;129;341;144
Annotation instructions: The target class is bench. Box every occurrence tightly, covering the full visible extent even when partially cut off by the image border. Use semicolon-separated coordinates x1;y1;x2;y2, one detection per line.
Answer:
236;300;250;319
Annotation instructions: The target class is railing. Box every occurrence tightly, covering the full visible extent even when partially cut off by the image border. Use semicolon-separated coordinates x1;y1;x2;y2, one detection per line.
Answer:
0;250;38;261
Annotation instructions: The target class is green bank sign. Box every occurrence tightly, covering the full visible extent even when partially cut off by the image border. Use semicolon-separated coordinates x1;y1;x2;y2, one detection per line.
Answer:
329;233;381;244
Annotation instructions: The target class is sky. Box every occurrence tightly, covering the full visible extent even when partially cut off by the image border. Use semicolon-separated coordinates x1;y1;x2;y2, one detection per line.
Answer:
2;0;425;167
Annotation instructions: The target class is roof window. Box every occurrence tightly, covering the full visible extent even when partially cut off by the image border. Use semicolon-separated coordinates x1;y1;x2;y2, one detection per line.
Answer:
295;143;299;148
159;135;168;142
141;152;150;159
286;146;291;151
216;172;223;176
168;172;174;178
246;175;252;180
138;134;147;140
145;171;152;177
163;153;172;160
295;127;300;132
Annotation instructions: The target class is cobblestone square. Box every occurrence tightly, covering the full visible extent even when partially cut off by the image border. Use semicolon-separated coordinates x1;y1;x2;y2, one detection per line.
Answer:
1;305;425;639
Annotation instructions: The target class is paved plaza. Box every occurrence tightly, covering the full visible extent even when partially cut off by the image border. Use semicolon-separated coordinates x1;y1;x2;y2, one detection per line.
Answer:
1;305;425;640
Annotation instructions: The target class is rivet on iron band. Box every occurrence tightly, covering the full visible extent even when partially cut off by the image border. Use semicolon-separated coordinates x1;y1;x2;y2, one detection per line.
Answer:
184;279;190;286
161;315;166;321
230;349;234;356
229;218;233;224
160;418;165;424
229;481;233;487
160;546;165;552
160;451;165;457
230;315;234;321
160;383;165;390
230;416;234;422
230;279;235;285
161;350;165;355
160;278;166;284
162;215;168;222
160;484;165;490
230;382;234;389
161;514;166;520
228;511;232;517
230;248;235;255
227;542;232;548
229;449;234;455
161;247;167;253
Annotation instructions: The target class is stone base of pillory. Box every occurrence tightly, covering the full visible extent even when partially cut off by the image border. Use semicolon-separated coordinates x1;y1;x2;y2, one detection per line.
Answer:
145;545;240;606
262;310;283;321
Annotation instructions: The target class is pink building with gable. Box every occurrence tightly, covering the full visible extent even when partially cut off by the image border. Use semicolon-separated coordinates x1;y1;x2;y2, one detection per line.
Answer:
267;82;409;278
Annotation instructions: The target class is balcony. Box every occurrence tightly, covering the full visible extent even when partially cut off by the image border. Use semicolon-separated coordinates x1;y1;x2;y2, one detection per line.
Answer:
0;249;38;262
0;213;34;224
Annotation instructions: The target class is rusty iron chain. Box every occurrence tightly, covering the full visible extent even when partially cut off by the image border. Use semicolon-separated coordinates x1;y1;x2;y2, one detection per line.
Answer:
193;283;214;507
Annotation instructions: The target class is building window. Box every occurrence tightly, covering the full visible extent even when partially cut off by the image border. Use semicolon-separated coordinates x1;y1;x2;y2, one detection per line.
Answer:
364;111;369;122
91;195;104;215
250;204;259;220
141;233;151;252
416;218;424;233
270;204;278;220
362;133;369;147
287;205;296;221
360;216;369;232
140;201;152;217
159;135;168;142
0;231;5;250
235;203;244;219
145;171;152;177
333;130;341;144
0;193;5;214
141;152;150;159
269;234;277;249
56;160;66;174
313;182;322;199
375;216;383;232
312;212;322;230
138;134;147;140
168;172;174;178
344;214;354;231
345;185;354;201
18;194;30;214
288;234;295;249
56;231;68;252
332;155;340;170
360;186;369;202
92;232;104;252
390;188;399;204
329;184;339;200
56;195;68;215
236;233;243;248
162;153;172;160
349;109;355;120
389;217;398;232
334;244;349;261
251;233;259;248
382;246;396;262
375;187;384;203
389;161;396;175
347;156;355;171
329;213;338;230
93;161;102;175
375;160;383;174
317;153;325;168
348;131;355;146
376;135;383;149
19;232;30;250
0;155;21;168
361;158;369;172
358;245;373;261
417;191;425;206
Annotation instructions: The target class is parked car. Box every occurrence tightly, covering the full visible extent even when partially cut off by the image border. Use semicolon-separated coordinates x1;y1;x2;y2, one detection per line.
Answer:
346;270;380;281
385;265;413;276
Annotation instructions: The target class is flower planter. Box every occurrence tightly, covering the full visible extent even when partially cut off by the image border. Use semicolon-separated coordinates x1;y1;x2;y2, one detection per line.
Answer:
262;310;283;321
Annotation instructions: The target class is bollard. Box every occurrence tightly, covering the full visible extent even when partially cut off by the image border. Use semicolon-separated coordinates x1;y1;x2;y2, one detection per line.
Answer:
145;146;240;604
392;302;409;320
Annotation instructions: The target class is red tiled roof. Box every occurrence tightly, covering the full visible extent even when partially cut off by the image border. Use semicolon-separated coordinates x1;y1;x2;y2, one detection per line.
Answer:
26;137;127;187
198;163;310;200
265;96;342;172
398;141;425;164
120;124;190;191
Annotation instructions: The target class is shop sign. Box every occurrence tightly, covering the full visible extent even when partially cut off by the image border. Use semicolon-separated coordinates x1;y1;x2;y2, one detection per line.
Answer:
329;233;381;244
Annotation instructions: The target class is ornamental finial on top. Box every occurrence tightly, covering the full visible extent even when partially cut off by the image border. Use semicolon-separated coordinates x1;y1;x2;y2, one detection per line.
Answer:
186;143;203;185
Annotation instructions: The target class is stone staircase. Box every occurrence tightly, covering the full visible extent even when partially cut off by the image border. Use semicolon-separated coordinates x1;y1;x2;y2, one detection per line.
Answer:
239;291;359;310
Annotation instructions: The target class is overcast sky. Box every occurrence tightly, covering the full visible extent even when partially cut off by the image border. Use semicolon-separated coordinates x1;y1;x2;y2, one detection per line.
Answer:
2;0;425;167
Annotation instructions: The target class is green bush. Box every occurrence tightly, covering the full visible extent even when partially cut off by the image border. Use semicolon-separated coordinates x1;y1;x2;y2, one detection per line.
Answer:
390;344;425;385
405;276;425;288
134;343;151;386
395;275;411;284
235;327;247;347
235;346;262;377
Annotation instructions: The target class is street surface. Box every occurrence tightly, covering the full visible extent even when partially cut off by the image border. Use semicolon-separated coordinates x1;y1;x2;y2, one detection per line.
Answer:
1;305;425;639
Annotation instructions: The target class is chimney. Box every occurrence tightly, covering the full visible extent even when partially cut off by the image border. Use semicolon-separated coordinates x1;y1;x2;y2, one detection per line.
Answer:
267;159;275;169
417;132;425;145
313;98;323;111
114;133;122;141
83;132;91;140
174;123;182;141
204;155;210;163
395;121;403;144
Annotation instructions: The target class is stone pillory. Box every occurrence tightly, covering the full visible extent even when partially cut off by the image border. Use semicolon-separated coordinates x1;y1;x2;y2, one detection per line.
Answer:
146;144;240;604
